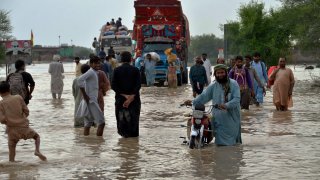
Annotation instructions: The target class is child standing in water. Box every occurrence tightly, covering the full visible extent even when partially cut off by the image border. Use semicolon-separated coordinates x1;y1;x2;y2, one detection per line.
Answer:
0;81;46;162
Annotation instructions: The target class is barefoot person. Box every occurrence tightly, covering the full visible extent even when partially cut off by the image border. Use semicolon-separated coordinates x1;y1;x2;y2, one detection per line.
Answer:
0;81;46;162
77;57;105;136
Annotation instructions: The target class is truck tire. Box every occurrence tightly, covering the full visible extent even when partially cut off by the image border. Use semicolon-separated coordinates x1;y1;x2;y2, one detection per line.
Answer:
182;70;188;84
177;74;182;86
157;80;165;87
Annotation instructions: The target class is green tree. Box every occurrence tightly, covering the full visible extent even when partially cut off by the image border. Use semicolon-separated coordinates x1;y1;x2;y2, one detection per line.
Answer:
223;22;241;58
73;46;93;58
188;34;223;63
224;1;292;65
0;10;13;61
280;0;320;59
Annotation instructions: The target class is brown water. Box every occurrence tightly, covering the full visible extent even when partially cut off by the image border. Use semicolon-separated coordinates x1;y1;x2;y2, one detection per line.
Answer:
0;63;319;180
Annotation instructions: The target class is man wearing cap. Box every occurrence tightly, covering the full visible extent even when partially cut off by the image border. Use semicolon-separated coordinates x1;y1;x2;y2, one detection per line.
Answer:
193;64;242;146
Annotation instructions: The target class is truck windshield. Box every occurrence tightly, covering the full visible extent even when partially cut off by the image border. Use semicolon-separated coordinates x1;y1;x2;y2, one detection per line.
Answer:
143;43;174;52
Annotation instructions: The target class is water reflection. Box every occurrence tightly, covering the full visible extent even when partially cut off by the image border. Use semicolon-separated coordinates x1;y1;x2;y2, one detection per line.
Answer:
271;110;292;124
189;145;243;179
114;138;141;180
269;110;294;136
0;162;39;180
70;130;107;179
74;135;105;157
212;146;243;179
50;98;65;109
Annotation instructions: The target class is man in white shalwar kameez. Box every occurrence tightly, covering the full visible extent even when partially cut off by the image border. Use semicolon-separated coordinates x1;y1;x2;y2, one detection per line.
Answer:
48;55;64;99
72;64;89;128
77;57;105;136
202;53;212;84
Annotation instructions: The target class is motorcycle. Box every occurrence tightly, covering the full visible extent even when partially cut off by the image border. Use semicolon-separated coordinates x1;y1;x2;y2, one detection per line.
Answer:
180;100;217;149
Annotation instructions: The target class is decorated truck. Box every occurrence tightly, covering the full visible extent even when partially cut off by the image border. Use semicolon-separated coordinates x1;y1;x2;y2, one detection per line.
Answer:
132;0;190;85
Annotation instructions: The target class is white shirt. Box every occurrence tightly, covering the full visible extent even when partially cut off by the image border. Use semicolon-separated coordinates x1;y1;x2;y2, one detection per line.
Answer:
77;68;99;99
202;59;212;83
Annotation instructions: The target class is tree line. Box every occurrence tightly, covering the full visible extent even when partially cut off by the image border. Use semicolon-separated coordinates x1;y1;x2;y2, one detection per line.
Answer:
188;34;223;64
223;0;320;65
2;0;320;65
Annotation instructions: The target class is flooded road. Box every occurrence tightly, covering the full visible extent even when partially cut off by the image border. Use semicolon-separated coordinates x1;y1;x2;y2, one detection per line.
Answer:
0;63;319;179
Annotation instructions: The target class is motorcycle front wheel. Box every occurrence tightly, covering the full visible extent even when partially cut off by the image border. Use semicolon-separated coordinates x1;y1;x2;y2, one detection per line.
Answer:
189;135;196;149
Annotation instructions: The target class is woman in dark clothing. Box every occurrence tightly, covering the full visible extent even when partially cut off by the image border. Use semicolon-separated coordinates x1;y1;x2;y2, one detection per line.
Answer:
112;51;141;137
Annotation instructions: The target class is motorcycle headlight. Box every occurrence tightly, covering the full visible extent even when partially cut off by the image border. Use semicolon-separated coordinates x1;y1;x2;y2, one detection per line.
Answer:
192;110;204;119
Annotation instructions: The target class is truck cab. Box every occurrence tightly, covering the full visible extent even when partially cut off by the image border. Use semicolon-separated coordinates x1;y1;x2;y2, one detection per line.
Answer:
132;0;190;86
134;36;182;85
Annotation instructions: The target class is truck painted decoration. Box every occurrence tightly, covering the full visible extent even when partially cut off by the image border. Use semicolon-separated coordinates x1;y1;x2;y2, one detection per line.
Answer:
142;25;176;37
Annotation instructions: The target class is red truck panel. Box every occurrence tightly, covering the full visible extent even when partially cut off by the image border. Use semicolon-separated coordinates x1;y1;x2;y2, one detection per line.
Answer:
134;0;183;24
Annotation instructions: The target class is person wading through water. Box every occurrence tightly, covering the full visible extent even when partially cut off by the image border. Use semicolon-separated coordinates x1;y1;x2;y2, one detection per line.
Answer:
269;57;295;111
112;51;141;138
193;64;242;146
77;57;105;136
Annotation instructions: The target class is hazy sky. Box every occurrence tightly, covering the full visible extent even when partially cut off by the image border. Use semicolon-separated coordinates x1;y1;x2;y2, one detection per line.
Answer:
1;0;281;48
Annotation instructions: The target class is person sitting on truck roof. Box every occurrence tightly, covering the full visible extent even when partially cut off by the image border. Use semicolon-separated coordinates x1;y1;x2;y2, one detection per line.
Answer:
110;18;115;26
116;18;122;31
104;22;112;32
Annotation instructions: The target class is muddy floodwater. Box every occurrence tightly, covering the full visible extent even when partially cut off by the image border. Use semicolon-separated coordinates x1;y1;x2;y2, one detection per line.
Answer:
0;63;319;180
